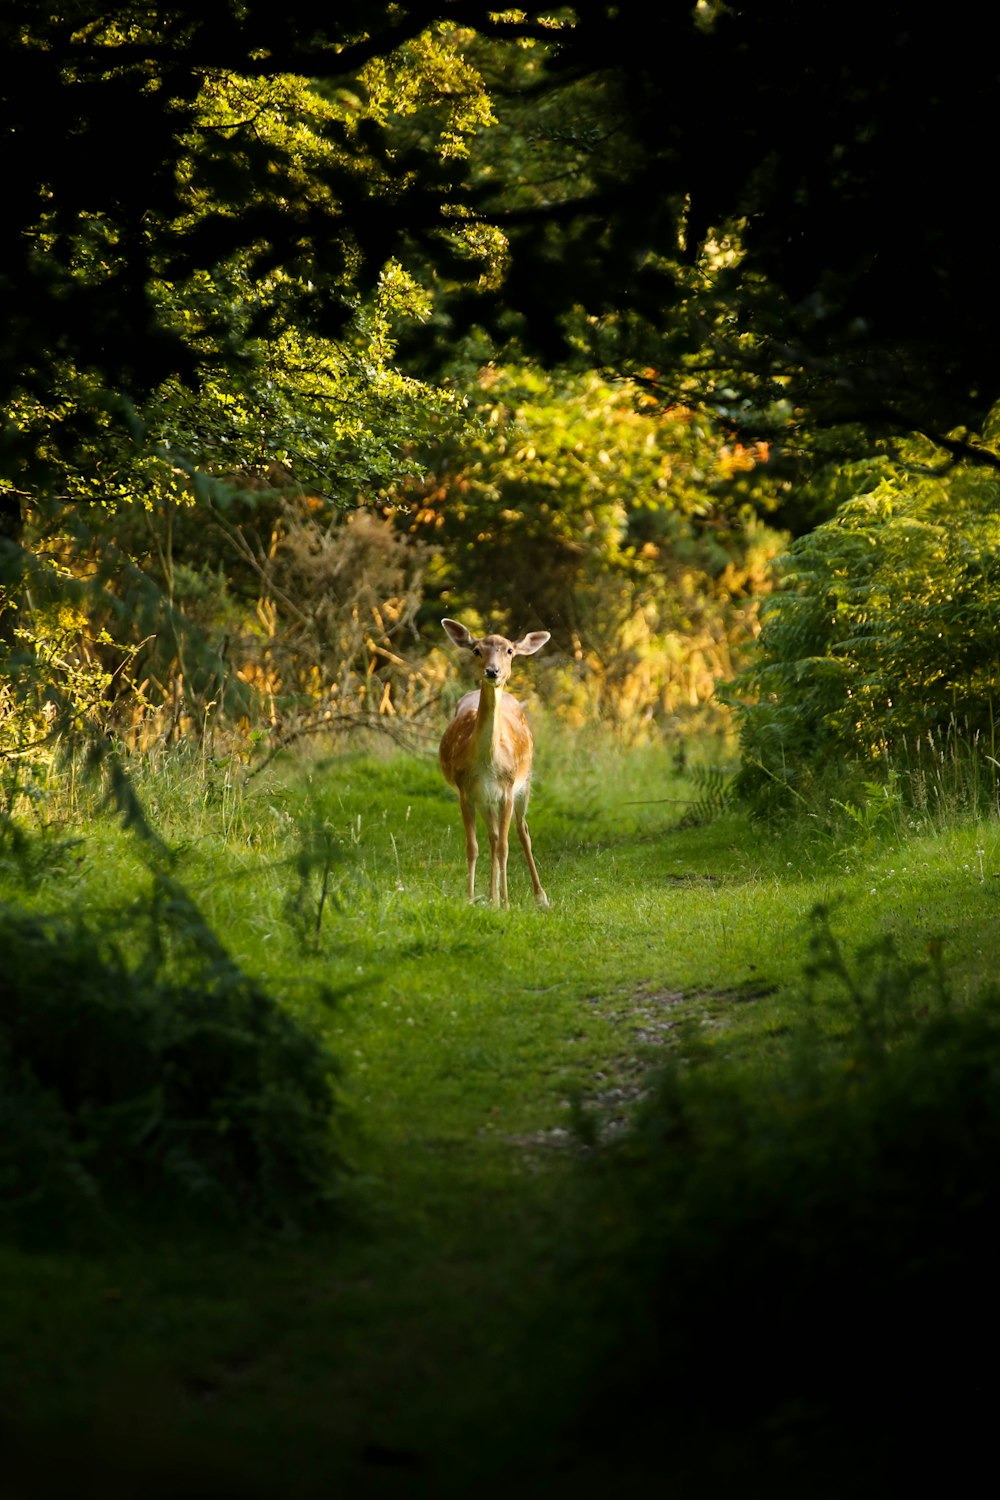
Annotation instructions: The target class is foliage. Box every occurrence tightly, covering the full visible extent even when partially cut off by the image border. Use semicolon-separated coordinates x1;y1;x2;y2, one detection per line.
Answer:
0;833;344;1241
3;362;789;766
723;450;1000;812
0;14;482;770
2;10;478;545
206;496;446;756
1;10;489;452
2;249;467;557
0;491;455;792
432;8;1000;460
4;5;999;482
5;3;998;784
0;575;119;807
553;905;1000;1492
0;501;253;789
148;259;467;504
398;364;786;731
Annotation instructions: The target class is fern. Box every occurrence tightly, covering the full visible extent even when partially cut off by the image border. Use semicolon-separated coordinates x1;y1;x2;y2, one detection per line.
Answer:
722;456;1000;810
673;764;734;828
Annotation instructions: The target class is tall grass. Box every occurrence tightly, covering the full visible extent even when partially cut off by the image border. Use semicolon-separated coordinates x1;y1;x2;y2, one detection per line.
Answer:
889;714;1000;829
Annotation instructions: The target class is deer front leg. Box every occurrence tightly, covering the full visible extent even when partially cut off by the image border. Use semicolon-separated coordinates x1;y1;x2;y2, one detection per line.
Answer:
498;793;515;910
459;790;478;902
484;806;503;906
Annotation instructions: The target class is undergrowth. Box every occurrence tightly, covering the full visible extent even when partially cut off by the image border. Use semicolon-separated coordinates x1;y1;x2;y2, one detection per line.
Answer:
544;905;1000;1495
0;808;347;1241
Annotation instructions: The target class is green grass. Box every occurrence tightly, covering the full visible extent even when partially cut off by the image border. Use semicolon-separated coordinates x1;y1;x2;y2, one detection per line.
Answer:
3;726;1000;1497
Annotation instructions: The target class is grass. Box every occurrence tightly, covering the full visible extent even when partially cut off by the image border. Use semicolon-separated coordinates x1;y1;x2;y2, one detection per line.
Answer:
3;721;1000;1497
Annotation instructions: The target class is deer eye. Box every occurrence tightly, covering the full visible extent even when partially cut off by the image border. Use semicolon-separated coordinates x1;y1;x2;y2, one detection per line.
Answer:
507;647;513;655
473;647;481;656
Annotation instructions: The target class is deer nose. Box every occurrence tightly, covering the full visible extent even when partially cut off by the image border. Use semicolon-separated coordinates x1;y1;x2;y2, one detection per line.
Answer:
485;665;499;679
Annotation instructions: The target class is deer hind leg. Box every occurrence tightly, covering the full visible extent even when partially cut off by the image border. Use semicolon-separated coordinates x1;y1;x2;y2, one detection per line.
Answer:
459;790;479;902
515;801;549;910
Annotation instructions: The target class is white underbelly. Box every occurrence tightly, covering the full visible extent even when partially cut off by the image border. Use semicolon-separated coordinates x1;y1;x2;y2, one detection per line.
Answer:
470;768;529;812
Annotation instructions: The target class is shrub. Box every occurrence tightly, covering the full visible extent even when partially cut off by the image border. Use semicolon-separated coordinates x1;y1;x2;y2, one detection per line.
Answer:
0;867;344;1241
557;909;1000;1492
724;454;1000;814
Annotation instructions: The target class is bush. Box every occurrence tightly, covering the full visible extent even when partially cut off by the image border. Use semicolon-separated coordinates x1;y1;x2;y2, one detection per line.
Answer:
556;909;1000;1494
724;453;1000;815
0;870;344;1241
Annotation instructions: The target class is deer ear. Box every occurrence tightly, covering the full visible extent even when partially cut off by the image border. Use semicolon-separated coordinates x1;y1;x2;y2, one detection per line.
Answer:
513;631;551;656
442;618;476;650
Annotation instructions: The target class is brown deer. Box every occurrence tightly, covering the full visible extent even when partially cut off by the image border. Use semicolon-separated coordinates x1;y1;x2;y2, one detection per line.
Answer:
438;618;551;909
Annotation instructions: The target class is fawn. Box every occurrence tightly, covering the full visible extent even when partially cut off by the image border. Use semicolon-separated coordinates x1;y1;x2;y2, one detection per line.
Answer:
438;618;551;909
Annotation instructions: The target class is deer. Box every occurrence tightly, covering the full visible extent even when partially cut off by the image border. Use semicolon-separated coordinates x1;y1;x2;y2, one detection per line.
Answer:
438;618;551;910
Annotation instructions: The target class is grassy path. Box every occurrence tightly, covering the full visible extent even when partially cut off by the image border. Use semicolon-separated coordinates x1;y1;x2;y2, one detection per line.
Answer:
4;735;1000;1496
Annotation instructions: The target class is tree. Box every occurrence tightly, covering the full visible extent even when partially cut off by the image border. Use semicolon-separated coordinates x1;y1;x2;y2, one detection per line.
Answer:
3;3;998;493
391;7;1000;463
1;8;488;500
1;12;480;751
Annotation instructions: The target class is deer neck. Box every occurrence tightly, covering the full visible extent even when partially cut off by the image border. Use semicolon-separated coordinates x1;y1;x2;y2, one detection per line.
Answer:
475;679;506;756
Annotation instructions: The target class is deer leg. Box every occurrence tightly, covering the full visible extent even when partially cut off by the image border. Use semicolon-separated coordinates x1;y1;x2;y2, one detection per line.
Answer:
498;793;515;910
459;790;478;902
485;807;502;906
516;804;549;909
